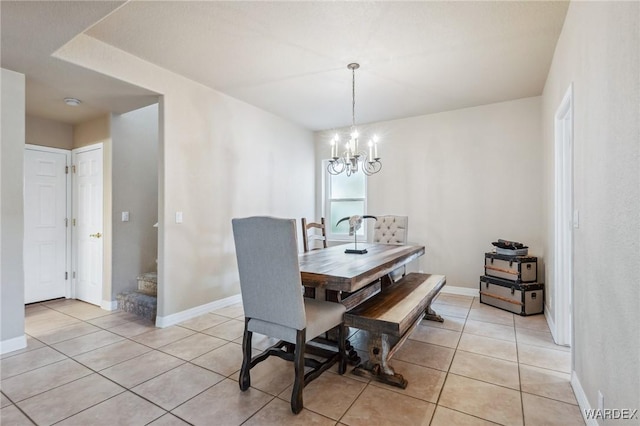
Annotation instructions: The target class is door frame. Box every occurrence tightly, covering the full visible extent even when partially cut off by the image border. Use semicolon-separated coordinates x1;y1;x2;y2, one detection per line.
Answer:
71;143;104;305
553;83;574;347
24;144;72;300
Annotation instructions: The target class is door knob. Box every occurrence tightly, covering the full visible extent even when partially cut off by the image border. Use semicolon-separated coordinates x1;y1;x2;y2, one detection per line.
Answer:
90;232;102;238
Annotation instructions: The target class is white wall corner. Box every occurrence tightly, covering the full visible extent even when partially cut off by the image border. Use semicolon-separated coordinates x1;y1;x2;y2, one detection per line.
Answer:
0;334;27;355
571;371;598;426
155;294;243;328
101;300;119;311
441;285;479;298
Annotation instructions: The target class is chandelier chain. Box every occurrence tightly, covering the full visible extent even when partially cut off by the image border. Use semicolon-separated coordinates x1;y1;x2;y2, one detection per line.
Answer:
352;66;356;129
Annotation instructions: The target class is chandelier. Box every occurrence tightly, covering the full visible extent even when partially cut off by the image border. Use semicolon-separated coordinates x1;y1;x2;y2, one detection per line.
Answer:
327;63;382;177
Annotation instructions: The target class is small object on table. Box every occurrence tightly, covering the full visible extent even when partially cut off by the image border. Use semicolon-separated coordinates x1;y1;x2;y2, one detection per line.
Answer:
335;215;377;254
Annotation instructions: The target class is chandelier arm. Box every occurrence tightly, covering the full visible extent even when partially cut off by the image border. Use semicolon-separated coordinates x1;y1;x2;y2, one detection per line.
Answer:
362;159;382;176
327;159;345;175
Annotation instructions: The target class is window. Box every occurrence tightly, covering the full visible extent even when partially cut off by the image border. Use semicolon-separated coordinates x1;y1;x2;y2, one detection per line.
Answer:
323;161;367;240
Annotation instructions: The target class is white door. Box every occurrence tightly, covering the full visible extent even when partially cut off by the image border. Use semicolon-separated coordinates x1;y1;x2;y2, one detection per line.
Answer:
24;147;70;303
72;144;103;306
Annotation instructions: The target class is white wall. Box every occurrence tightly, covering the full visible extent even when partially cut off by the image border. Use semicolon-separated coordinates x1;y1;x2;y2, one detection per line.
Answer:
56;35;315;321
110;104;158;297
1;68;26;353
316;97;543;290
26;115;73;150
542;1;639;416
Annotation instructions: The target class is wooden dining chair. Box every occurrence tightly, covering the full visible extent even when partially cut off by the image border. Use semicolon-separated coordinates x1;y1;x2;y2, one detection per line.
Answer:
373;215;409;280
232;216;346;414
301;217;328;252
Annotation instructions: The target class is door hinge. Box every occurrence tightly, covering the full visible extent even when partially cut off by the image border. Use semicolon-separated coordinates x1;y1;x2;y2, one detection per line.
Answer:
65;165;69;174
65;218;68;227
73;271;76;279
73;218;76;226
72;165;76;173
65;271;68;280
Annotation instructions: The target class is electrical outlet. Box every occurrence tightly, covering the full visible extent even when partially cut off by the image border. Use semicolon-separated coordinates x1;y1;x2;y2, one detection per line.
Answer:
121;211;129;222
175;211;183;224
598;390;604;411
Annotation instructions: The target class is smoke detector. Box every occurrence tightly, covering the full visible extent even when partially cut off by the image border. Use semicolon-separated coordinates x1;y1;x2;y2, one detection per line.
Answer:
64;97;81;106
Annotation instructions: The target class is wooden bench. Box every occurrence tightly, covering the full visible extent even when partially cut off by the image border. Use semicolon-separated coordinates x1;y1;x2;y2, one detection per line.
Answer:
344;273;446;388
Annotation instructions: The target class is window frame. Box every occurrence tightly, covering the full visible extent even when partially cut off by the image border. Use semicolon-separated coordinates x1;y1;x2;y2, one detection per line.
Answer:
322;160;368;242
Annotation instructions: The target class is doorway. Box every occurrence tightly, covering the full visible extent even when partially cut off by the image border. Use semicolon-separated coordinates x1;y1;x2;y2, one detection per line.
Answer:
23;145;71;303
553;84;574;347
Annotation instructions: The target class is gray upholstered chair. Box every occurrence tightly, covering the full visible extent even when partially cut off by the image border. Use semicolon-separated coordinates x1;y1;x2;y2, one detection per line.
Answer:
301;217;327;252
373;215;409;280
232;216;346;414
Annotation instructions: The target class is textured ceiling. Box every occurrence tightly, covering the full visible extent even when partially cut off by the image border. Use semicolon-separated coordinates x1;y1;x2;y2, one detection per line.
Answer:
0;1;159;125
2;1;568;129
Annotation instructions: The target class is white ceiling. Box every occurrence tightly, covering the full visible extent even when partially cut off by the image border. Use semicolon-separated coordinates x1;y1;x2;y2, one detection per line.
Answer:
1;1;569;130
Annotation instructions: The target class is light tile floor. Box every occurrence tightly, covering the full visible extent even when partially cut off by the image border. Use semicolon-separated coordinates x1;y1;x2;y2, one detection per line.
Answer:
1;295;586;425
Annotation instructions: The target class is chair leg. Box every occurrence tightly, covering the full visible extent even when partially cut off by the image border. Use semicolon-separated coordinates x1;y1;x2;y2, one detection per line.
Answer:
239;318;252;391
338;323;347;375
291;329;306;414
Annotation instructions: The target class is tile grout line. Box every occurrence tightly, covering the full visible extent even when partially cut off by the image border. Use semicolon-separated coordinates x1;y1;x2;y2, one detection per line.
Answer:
335;376;373;424
428;297;469;425
0;389;39;426
11;307;244;425
430;297;529;425
429;297;519;425
9;298;574;425
514;311;527;426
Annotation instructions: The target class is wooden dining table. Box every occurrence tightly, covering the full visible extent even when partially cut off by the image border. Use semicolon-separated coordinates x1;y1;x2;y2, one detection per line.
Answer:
299;242;425;294
298;242;439;365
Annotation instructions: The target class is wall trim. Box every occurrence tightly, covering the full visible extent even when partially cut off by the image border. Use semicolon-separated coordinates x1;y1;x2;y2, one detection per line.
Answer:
553;82;575;347
571;371;597;426
101;300;118;311
0;334;27;355
545;304;558;343
155;294;242;328
440;285;479;298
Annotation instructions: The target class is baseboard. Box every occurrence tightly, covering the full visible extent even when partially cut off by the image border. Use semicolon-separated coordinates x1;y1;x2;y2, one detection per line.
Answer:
545;305;558;343
101;300;118;311
572;371;598;426
440;285;479;298
155;294;242;328
0;334;27;355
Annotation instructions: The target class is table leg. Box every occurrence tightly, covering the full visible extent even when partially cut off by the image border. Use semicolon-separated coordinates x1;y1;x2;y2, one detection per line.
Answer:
308;288;361;365
424;303;444;322
351;332;407;388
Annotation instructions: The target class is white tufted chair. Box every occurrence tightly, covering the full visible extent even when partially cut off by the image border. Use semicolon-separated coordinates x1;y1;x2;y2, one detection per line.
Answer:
373;215;408;280
373;215;408;245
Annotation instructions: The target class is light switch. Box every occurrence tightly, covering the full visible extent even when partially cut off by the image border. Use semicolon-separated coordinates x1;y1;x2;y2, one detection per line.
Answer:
175;211;183;223
122;211;129;222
